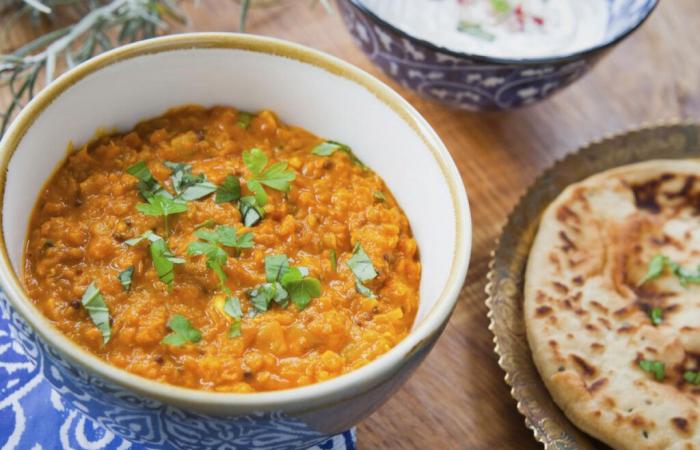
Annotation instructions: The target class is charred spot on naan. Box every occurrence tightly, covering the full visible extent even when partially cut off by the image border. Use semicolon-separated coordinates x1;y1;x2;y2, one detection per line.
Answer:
630;173;700;215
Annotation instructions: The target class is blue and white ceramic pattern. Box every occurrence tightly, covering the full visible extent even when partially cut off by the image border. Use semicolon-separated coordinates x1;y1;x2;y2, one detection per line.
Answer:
0;293;356;450
338;0;658;110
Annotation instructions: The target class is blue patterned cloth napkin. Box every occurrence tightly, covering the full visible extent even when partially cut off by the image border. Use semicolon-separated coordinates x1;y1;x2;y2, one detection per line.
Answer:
0;297;356;450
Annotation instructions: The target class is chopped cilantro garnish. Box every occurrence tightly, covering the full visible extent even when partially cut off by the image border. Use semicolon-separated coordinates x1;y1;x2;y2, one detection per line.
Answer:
249;282;289;312
354;278;376;299
81;282;111;345
164;161;217;201
249;255;321;311
224;296;243;338
373;191;386;203
188;226;254;292
649;307;663;326
162;314;202;346
265;254;290;282
348;242;378;298
194;219;218;230
228;321;242;338
311;140;367;167
684;371;700;385
224;296;242;320
457;22;496;41
311;140;346;156
237;111;252;129
126;160;170;200
118;266;134;291
639;255;700;288
136;194;188;235
330;249;337;272
639;359;665;381
150;238;185;291
126;231;183;290
239;196;264;227
348;243;378;282
490;0;511;14
671;263;700;286
215;175;241;204
638;255;668;286
124;230;161;246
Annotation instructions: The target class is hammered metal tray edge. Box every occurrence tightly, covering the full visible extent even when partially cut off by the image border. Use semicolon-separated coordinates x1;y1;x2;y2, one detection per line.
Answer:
485;120;700;450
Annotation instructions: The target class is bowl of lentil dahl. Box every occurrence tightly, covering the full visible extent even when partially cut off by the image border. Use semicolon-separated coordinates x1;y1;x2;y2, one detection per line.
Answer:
0;33;471;448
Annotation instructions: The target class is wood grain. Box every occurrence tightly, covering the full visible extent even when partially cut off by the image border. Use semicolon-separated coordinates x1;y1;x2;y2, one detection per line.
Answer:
4;1;700;448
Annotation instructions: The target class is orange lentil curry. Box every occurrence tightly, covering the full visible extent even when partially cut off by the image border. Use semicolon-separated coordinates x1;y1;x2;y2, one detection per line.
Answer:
23;105;420;392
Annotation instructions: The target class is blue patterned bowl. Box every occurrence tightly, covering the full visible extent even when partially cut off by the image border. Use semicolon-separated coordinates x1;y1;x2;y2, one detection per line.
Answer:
338;0;658;110
0;33;471;449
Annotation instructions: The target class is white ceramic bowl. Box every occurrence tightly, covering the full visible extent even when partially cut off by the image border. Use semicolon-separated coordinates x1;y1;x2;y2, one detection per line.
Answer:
0;33;471;449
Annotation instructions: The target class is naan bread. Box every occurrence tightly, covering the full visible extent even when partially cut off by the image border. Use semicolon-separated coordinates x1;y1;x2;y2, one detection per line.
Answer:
525;160;700;450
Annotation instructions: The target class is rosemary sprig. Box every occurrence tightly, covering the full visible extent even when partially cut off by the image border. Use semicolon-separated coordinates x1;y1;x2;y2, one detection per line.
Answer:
0;0;185;135
1;0;333;138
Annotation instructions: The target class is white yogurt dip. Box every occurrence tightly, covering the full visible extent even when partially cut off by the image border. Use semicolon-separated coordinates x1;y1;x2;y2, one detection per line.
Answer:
361;0;610;59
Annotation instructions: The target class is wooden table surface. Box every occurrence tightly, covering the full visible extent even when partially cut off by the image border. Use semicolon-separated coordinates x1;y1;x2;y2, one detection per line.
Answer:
4;1;700;448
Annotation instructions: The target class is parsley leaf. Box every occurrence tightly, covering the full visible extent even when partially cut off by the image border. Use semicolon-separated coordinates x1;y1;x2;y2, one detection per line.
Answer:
280;267;321;310
649;307;663;326
373;191;386;203
214;226;254;250
164;161;217;201
81;282;111;345
162;314;202;346
684;371;700;385
150;238;185;291
215;175;241;204
247;179;268;206
638;255;668;286
136;195;188;235
639;359;665;381
243;147;296;194
239;196;264;227
237;111;252;129
126;160;171;200
118;266;134;291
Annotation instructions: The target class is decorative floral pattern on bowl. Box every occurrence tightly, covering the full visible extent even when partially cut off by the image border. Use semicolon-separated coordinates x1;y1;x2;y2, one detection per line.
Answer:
0;293;356;450
338;0;658;110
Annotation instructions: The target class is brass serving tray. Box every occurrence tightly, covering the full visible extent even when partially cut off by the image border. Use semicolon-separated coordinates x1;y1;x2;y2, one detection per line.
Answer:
485;123;700;449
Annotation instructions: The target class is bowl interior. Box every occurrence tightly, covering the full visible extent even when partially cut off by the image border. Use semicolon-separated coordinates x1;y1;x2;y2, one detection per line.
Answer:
353;0;657;61
1;40;459;329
